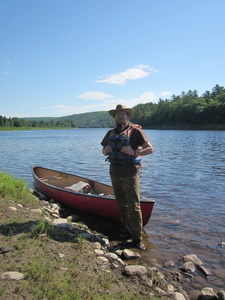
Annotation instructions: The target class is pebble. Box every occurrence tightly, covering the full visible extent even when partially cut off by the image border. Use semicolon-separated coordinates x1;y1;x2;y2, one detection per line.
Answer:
9;206;17;211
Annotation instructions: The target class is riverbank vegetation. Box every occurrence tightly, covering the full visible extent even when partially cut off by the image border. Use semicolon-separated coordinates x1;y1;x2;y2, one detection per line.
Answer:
1;84;225;130
0;117;77;130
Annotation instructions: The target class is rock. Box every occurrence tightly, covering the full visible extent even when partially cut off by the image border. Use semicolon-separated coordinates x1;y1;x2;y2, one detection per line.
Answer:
181;254;203;266
173;292;187;300
92;242;102;249
124;265;147;277
167;284;175;293
122;249;140;260
97;256;109;264
201;287;218;299
0;271;25;280
180;261;196;272
0;246;18;254
164;260;175;267
217;290;225;300
94;249;105;256
52;218;69;225
55;223;74;231
9;206;17;211
189;289;202;300
198;265;212;276
105;253;118;260
31;208;42;214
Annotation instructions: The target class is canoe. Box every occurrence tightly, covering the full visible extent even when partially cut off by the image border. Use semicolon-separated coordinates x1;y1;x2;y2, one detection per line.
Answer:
31;166;155;226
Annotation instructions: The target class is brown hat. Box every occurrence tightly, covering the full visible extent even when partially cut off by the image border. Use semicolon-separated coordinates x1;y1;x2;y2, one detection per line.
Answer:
108;104;134;119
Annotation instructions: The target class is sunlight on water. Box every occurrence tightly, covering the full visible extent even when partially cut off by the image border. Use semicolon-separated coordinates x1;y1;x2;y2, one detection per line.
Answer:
1;128;225;289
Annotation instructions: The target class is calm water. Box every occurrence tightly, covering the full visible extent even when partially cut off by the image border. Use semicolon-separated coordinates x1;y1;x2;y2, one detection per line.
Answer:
0;128;225;290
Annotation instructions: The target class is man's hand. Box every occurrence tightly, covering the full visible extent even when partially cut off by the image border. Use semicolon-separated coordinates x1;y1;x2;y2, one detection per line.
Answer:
121;145;134;155
102;145;112;156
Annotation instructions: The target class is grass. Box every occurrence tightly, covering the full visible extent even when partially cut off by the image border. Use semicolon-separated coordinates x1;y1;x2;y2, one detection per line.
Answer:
0;172;36;206
0;172;165;299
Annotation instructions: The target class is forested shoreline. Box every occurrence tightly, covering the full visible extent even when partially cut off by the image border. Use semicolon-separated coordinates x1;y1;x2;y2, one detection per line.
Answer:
1;84;225;130
0;117;77;129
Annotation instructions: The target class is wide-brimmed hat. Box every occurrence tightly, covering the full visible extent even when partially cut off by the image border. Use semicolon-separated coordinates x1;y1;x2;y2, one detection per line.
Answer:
108;104;134;119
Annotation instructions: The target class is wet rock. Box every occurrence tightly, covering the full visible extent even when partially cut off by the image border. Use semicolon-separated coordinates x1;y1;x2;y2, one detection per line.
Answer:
164;260;175;267
124;265;147;276
180;261;196;273
201;287;218;299
122;249;140;260
0;271;25;280
181;254;203;266
198;265;212;276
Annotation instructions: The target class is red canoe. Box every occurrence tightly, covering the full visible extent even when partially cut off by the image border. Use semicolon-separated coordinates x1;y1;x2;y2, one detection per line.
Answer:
32;166;155;226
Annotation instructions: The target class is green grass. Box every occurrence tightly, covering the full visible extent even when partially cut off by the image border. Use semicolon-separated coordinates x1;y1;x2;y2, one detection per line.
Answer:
0;172;36;205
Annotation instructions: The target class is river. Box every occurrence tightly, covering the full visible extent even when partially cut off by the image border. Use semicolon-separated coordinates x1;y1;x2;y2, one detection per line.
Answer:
0;128;225;290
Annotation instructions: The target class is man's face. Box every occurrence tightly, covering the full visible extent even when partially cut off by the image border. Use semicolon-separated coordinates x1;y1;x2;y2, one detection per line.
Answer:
115;111;129;125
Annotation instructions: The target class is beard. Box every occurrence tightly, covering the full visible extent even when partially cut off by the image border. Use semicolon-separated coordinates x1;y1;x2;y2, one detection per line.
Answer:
116;121;129;132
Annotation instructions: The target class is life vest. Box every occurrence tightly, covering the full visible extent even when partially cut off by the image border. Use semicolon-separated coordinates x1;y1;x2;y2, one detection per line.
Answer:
107;126;142;165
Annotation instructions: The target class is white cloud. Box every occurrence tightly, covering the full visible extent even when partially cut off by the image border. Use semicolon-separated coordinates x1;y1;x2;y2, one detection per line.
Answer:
78;91;114;100
158;91;173;97
96;65;159;85
2;71;10;75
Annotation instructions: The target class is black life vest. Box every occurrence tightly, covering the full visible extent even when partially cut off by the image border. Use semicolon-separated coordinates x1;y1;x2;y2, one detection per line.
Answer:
107;127;141;165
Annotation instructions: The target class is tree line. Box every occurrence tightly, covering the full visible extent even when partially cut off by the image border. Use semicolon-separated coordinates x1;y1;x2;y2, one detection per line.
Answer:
1;84;225;130
132;84;225;129
0;116;77;129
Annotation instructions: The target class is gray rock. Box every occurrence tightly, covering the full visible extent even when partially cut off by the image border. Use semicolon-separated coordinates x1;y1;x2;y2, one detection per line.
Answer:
173;292;187;300
201;287;218;299
124;265;147;276
180;261;196;273
198;265;212;276
94;249;105;256
0;271;25;280
122;249;140;260
181;254;203;266
105;253;118;260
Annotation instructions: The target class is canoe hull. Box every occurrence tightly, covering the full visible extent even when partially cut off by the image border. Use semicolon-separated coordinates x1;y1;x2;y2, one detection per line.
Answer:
32;166;155;226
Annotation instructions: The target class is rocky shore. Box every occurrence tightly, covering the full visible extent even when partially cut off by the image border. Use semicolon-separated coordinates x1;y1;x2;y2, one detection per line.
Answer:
1;189;224;300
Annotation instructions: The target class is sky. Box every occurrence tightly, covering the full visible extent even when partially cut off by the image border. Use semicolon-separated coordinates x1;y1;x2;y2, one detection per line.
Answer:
1;0;225;118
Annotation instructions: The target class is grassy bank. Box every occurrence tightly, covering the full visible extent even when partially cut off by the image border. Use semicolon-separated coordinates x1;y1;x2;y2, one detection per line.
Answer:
0;173;165;300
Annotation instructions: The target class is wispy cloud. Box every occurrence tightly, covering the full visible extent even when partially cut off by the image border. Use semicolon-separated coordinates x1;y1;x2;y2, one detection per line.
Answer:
96;65;159;85
39;91;160;116
78;91;114;100
158;91;173;97
2;71;10;75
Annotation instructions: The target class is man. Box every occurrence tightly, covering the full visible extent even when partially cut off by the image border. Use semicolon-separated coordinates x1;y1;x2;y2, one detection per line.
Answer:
101;104;153;251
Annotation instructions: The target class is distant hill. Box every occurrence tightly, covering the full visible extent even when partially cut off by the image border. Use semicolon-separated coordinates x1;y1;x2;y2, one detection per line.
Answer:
25;111;115;128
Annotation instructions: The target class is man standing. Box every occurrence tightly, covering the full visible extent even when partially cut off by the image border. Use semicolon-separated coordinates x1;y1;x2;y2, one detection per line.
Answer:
101;104;153;250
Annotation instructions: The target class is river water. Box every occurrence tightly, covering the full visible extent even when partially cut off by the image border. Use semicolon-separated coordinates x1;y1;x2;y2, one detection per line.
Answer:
0;128;225;290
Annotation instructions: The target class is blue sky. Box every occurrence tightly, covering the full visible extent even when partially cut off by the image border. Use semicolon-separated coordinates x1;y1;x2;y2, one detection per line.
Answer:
1;0;225;117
